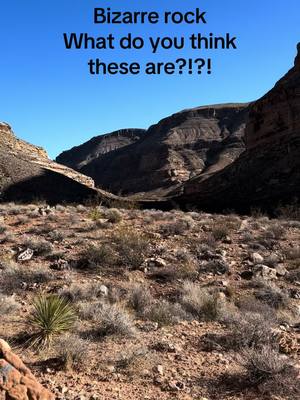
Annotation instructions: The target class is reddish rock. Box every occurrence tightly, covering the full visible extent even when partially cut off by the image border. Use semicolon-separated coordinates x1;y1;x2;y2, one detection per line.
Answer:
0;339;54;400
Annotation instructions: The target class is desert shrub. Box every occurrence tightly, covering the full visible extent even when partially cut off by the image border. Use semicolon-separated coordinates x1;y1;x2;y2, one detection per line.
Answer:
22;238;53;256
263;223;286;240
180;281;225;321
78;244;116;270
144;300;189;326
90;303;136;337
129;286;153;316
48;230;64;242
55;333;88;371
226;312;276;350
60;282;107;303
159;218;193;236
0;294;19;315
238;345;299;397
211;224;230;241
29;295;76;348
254;281;290;309
104;208;122;223
128;286;189;325
113;228;150;269
0;265;52;294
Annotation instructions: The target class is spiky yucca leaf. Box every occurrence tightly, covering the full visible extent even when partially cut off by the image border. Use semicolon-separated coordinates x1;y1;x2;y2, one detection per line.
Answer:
29;295;76;349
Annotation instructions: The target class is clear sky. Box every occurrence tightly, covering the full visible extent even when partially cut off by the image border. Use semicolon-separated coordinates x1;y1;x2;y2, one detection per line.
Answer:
1;0;299;158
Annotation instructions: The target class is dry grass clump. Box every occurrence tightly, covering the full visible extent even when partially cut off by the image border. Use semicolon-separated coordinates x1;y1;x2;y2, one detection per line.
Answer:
60;282;107;303
0;224;7;234
103;208;122;223
0;294;19;315
180;281;226;321
159;217;193;236
238;345;299;398
55;333;89;371
22;238;53;256
0;264;52;294
129;285;189;326
113;227;150;269
81;302;136;337
254;280;290;309
78;244;116;270
276;199;300;220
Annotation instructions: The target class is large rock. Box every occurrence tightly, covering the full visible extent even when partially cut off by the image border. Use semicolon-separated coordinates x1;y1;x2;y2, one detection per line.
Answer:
0;339;54;399
56;104;249;197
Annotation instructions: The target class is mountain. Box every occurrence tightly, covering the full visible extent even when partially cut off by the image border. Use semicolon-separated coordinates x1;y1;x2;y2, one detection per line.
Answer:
0;123;118;204
171;43;300;212
56;128;146;170
56;104;250;196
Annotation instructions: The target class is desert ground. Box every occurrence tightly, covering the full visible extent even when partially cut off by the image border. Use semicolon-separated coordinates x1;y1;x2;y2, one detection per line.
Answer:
0;202;299;400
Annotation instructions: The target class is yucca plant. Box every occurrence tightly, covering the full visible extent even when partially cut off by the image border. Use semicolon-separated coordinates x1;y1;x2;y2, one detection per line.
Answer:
29;295;76;349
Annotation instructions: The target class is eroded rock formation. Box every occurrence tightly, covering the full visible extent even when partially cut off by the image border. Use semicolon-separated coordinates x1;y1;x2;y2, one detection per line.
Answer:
0;339;54;400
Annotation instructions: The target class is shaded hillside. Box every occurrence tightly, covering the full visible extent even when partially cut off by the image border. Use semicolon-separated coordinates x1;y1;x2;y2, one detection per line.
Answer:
0;123;118;204
172;43;300;212
57;104;249;196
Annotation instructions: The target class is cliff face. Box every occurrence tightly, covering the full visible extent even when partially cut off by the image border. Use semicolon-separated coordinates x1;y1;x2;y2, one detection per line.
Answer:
0;123;118;204
57;104;249;196
173;43;300;212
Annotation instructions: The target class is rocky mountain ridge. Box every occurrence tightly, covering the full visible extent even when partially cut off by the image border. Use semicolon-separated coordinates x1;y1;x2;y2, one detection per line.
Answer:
57;104;250;196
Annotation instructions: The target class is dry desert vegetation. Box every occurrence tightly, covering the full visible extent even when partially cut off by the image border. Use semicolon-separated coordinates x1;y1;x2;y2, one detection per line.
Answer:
0;201;299;400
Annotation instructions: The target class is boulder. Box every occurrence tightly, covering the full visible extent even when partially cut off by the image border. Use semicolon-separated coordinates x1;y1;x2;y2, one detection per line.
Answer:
0;339;54;400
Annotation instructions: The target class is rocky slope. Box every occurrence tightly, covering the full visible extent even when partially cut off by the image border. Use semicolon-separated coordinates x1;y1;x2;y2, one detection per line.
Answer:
0;123;119;204
56;105;249;196
172;43;300;212
56;128;146;170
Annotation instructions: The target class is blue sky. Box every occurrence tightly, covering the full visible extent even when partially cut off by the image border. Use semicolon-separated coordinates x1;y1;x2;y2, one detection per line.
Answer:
1;0;299;158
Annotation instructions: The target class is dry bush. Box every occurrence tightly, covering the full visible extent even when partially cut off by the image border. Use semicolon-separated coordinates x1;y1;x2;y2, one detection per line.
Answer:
225;311;276;350
254;281;290;309
94;303;136;337
144;300;189;326
60;282;107;303
180;281;226;321
78;244;116;270
103;208;122;223
0;265;52;294
238;345;299;398
0;294;19;315
159;217;193;236
211;223;230;241
129;286;153;317
113;227;150;269
80;301;136;337
128;285;189;326
22;238;53;256
55;333;89;371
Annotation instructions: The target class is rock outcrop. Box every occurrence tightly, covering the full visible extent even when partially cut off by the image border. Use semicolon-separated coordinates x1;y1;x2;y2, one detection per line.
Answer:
57;104;249;196
0;123;119;204
172;43;300;212
0;339;54;399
